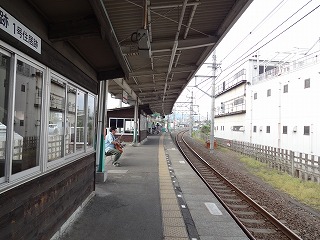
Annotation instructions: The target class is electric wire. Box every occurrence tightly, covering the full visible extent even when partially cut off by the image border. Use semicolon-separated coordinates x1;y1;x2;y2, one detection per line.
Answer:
220;0;288;63
218;0;316;81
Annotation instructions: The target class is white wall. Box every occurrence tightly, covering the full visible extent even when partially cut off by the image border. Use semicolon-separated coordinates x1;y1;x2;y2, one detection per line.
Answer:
214;59;320;156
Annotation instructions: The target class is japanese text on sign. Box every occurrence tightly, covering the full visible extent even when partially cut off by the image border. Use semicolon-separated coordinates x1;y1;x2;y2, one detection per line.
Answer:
0;7;41;54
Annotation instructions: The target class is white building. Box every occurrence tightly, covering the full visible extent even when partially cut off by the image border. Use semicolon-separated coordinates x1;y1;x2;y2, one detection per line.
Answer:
214;52;320;157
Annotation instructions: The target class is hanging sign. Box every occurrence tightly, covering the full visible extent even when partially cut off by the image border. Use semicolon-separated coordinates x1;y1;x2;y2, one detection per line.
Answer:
0;7;41;54
122;90;128;104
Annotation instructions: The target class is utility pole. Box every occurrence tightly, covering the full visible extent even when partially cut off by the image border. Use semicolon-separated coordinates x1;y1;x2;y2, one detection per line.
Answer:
209;52;219;154
189;89;194;136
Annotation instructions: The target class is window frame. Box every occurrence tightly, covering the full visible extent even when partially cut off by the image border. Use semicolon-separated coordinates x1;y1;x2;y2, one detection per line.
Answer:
8;54;47;182
0;42;96;190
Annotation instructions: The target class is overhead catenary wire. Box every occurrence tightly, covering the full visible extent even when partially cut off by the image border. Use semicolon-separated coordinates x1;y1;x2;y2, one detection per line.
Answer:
217;0;316;82
220;0;288;63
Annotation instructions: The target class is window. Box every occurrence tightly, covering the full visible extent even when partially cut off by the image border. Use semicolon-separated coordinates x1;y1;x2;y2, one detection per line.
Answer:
254;92;257;99
267;89;271;97
109;118;136;134
304;126;310;135
304;78;310;88
0;51;11;179
76;90;85;151
234;97;244;105
12;58;44;175
231;126;244;132
0;44;97;188
266;126;270;133
48;76;66;162
283;84;288;93
253;126;257;132
67;86;76;155
283;126;287;134
87;94;95;148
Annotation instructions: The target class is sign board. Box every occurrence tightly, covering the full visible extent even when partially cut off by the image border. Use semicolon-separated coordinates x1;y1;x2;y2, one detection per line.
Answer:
122;90;128;104
0;7;41;54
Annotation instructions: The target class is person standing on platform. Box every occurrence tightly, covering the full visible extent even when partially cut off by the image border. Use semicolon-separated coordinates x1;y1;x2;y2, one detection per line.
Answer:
105;126;122;167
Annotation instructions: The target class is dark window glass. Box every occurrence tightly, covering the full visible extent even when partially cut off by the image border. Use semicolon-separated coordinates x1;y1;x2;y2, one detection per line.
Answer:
254;93;257;99
304;126;310;135
253;126;257;132
266;126;270;133
267;89;271;97
110;119;116;128
117;119;124;128
283;126;287;134
283;84;288;93
304;79;310;89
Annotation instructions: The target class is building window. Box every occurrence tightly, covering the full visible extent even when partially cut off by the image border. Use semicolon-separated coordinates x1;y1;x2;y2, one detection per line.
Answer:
109;118;135;134
254;92;257;99
283;84;288;93
266;126;270;133
267;89;271;97
12;59;44;175
76;90;85;152
234;97;244;105
0;51;11;178
87;94;95;148
304;126;310;135
283;126;287;134
304;78;310;89
232;126;245;132
48;77;66;162
0;45;96;189
67;86;77;155
253;126;257;132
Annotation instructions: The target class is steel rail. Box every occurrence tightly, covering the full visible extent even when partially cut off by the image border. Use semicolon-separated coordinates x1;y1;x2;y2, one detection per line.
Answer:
174;130;302;240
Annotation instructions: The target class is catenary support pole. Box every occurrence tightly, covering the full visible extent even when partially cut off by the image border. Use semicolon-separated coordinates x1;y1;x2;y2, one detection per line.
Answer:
210;52;217;154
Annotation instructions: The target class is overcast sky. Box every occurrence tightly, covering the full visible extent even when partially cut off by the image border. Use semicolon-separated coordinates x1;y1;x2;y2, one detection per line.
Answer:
176;0;320;120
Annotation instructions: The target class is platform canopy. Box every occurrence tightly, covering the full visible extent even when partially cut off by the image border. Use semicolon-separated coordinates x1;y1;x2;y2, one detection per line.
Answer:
28;0;253;115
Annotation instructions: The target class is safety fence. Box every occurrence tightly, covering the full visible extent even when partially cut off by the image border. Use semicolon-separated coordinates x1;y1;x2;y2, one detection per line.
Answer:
216;138;320;183
192;132;319;183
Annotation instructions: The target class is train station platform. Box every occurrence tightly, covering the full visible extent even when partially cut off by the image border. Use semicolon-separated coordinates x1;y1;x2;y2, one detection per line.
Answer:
57;133;249;240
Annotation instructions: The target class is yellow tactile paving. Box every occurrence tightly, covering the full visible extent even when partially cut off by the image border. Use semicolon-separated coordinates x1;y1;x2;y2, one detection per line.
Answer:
158;135;189;239
162;217;186;226
162;210;183;218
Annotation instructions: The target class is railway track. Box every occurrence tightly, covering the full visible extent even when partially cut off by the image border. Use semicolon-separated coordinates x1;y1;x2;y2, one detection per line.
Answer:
175;130;302;240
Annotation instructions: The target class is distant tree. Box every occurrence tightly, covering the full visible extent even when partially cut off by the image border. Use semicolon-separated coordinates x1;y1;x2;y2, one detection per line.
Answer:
200;125;210;135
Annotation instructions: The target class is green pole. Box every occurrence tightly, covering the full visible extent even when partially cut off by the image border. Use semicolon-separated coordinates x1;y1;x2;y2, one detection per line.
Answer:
98;133;105;172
